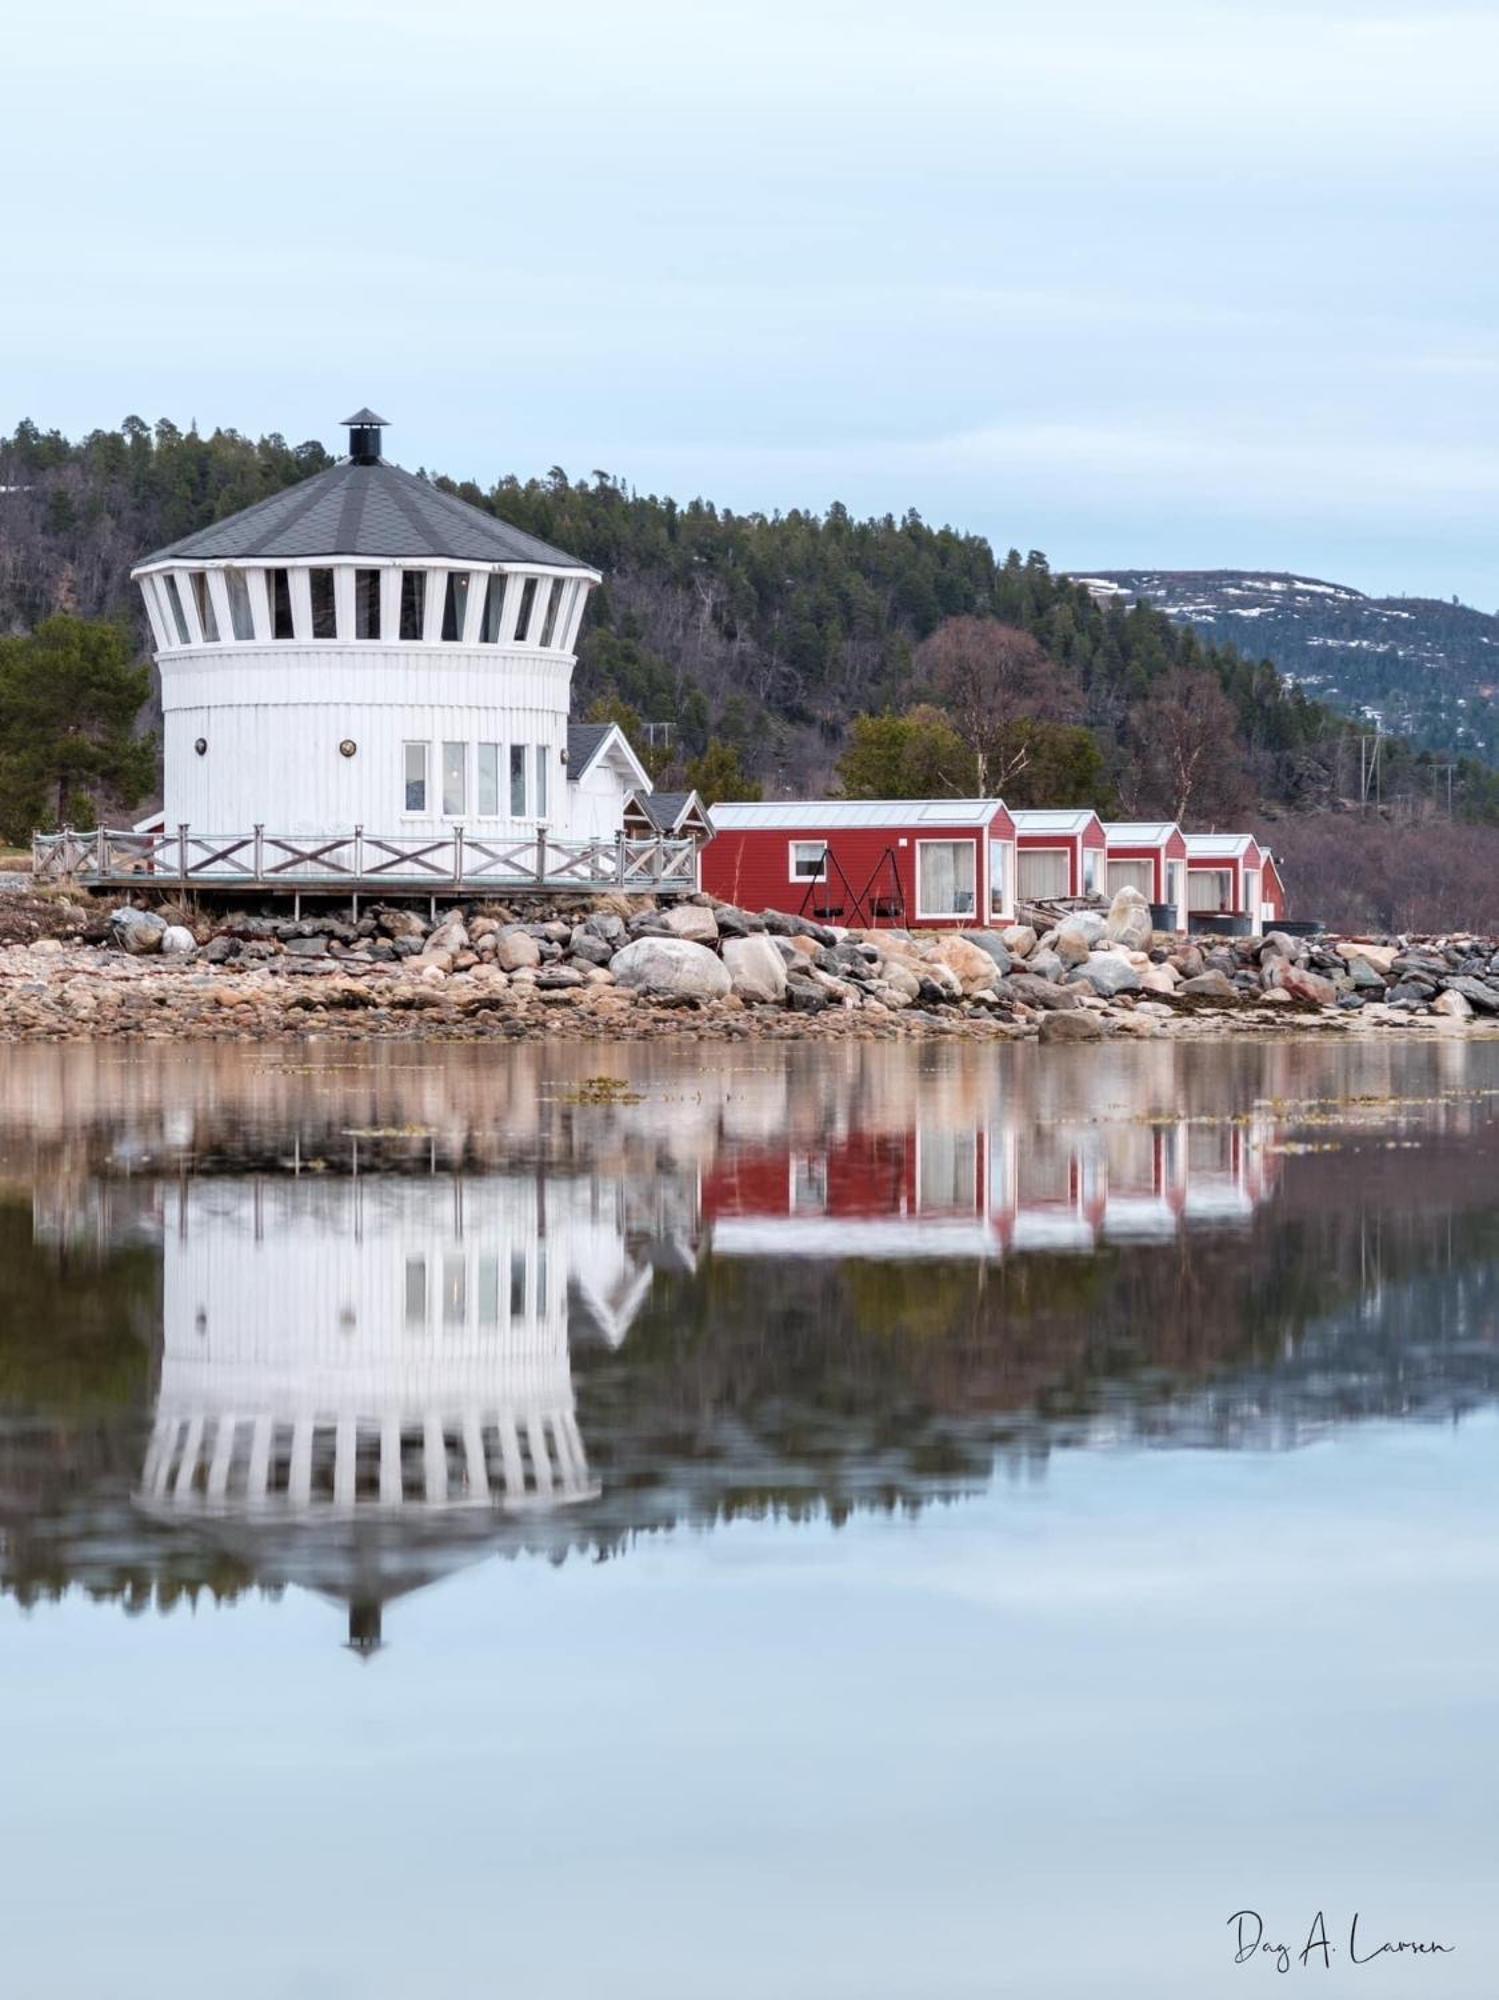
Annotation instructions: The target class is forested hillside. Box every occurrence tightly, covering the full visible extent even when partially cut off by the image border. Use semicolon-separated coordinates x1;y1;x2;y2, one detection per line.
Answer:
3;417;1497;832
1080;570;1499;765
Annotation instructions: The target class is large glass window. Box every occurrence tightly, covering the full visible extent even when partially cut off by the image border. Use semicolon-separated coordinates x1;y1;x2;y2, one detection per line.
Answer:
989;839;1014;918
477;743;500;816
537;581;561;648
308;568;336;639
226;569;254;641
918;840;976;917
510;743;528;817
442;741;466;817
513;576;538;643
165;575;191;646
399;571;425;641
270;568;294;640
480;573;507;643
189;571;219;644
441;572;470;642
534;743;549;820
1017;847;1069;900
354;569;381;638
404;741;428;813
1107;858;1154;897
404;1257;427;1328
1188;868;1233;913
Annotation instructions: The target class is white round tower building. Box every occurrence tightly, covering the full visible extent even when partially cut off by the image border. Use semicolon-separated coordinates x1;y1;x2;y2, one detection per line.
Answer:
129;411;648;849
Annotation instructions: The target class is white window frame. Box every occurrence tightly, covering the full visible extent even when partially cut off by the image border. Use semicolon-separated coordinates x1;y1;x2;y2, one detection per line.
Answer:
915;838;977;921
1165;859;1183;914
509;742;529;819
988;838;1014;920
789;840;828;883
1082;844;1103;896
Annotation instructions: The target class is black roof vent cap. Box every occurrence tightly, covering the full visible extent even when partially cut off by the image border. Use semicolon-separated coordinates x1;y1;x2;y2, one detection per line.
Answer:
343;408;389;464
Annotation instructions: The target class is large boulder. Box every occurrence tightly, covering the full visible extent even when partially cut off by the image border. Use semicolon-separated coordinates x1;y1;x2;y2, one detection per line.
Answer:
159;925;197;956
1000;925;1037;959
999;973;1081;1011
610;936;731;1001
1180;970;1238;1000
1105;887;1154;951
960;930;1014;975
1068;954;1141;997
658;902;720;944
927;935;1002;993
1336;940;1396;974
1269;962;1338;1007
721;934;788;1003
1440;976;1499;1014
1054;920;1096;967
494;926;541;972
1432;988;1473;1020
109;906;167;955
1039;1010;1104;1042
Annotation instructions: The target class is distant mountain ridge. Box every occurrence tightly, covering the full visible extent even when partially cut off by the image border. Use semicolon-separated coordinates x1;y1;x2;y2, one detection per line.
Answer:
1072;570;1499;766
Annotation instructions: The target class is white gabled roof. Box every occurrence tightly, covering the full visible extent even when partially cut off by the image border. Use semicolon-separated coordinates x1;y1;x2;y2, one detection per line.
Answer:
709;798;1009;831
1011;809;1101;836
1104;821;1180;846
1185;832;1257;860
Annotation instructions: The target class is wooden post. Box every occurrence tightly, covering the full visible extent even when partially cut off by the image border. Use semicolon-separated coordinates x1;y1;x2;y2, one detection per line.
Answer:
353;824;364;881
535;823;547;885
177;822;189;882
95;826;106;879
253;824;264;880
615;830;627;886
453;824;465;886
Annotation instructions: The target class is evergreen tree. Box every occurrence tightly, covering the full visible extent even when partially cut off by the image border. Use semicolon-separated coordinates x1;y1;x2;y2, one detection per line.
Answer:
0;617;156;841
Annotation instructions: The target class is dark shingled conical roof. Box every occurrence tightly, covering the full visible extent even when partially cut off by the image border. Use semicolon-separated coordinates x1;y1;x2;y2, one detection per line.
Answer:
136;458;593;571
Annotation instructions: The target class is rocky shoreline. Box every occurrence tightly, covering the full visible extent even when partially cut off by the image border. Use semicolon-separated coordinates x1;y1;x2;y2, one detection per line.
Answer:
1;884;1498;1044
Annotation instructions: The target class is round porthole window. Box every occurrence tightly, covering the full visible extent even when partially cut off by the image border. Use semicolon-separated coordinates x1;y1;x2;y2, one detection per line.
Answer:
339;739;358;758
194;737;208;756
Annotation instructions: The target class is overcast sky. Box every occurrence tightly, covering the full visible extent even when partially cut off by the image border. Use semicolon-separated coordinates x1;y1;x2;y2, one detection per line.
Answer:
3;0;1496;603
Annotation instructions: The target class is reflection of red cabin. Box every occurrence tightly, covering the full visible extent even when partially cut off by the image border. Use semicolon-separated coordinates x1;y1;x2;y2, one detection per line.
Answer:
1184;833;1268;935
1011;810;1108;902
1102;821;1189;931
704;799;1018;929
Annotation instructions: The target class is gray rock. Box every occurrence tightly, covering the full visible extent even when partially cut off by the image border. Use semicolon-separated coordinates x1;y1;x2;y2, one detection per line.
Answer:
583;911;626;944
960;931;1013;975
1029;948;1066;984
159;925;197;956
568;932;615;967
1104;888;1153;951
1440;976;1499;1014
1068;954;1141;997
283;935;332;958
713;905;765;938
1054;920;1096;967
1348;957;1386;991
998;973;1080;1011
201;935;238;964
1180;970;1238;1000
610;936;732;1001
1000;925;1037;959
1039;1010;1104;1042
722;934;788;1003
109;906;167;954
494;926;541;972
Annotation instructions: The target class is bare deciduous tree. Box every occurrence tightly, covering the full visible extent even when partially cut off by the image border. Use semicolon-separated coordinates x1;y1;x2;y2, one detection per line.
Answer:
1128;667;1251;826
915;618;1079;797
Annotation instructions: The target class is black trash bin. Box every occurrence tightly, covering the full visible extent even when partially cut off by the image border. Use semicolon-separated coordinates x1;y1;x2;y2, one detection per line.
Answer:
1189;913;1253;938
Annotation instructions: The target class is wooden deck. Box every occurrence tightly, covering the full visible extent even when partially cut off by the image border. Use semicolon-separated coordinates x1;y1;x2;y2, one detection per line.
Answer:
32;826;701;899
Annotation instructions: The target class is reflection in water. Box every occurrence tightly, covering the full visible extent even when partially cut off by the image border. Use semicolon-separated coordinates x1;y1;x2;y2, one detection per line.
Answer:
2;1038;1499;1646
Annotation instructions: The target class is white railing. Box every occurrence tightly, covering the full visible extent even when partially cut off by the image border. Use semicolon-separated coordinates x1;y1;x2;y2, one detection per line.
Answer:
32;825;700;895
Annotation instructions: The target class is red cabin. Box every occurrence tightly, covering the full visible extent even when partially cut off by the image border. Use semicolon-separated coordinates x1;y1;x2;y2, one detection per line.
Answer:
1184;833;1268;936
1011;809;1108;903
703;799;1018;928
1103;821;1189;931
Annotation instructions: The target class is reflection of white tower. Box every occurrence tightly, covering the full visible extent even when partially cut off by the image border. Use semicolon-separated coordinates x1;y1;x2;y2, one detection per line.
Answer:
136;1173;666;1646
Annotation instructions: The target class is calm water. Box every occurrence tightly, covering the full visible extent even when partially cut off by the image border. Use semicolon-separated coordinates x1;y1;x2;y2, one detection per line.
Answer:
3;1037;1498;1997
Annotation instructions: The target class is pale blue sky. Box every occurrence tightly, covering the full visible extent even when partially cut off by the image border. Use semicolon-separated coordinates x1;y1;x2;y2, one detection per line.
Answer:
3;0;1496;602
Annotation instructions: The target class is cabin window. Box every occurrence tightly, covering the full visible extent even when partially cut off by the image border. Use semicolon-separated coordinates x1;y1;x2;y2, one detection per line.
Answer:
537;580;561;648
403;741;428;813
1108;859;1154;898
513;576;539;643
442;741;466;817
789;841;828;882
226;569;254;641
509;1250;527;1318
190;571;219;644
1165;861;1183;912
354;569;381;639
478;1256;500;1326
989;839;1014;919
1188;869;1234;913
534;743;550;820
166;575;192;646
441;571;470;641
399;571;425;641
480;573;507;643
1017;847;1069;900
917;840;976;918
442;1255;467;1327
510;743;528;817
270;568;294;640
477;743;500;816
308;568;336;639
1083;846;1102;896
